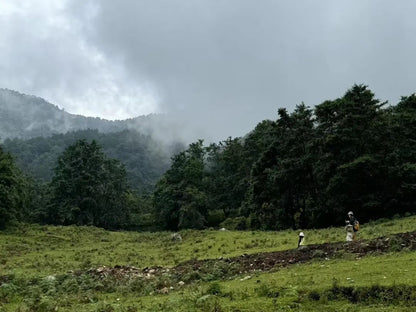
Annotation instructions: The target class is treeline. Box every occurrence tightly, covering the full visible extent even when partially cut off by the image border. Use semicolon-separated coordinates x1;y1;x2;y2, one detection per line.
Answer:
0;139;155;230
1;85;415;231
154;85;416;230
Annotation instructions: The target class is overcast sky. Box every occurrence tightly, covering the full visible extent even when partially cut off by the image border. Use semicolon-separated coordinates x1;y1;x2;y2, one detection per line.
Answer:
1;0;416;142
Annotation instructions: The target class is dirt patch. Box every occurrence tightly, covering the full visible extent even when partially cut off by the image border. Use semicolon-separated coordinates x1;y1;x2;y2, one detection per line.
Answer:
175;231;416;274
84;231;416;282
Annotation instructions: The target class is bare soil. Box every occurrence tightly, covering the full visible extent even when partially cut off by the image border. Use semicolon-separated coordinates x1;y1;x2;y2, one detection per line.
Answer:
86;231;416;283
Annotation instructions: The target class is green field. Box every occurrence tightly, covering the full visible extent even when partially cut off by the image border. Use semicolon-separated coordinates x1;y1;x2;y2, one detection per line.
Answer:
1;216;416;311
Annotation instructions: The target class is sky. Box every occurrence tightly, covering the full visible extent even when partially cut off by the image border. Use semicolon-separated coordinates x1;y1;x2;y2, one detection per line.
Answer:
1;0;416;142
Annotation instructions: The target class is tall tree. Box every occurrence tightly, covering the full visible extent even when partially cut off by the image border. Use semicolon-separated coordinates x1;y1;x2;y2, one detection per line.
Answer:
314;84;384;225
0;146;29;229
247;104;316;230
154;140;208;230
48;140;130;229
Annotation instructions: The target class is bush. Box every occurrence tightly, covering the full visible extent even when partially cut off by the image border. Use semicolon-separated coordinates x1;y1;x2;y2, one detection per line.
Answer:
206;210;226;227
206;282;222;296
255;283;280;298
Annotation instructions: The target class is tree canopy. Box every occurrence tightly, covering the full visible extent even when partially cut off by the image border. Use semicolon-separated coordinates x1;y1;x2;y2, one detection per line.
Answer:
47;140;131;229
153;85;416;230
1;84;416;231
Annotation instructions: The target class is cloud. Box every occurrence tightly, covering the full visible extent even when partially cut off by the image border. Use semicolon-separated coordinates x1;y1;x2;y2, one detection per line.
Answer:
70;0;416;141
0;0;159;120
1;0;416;142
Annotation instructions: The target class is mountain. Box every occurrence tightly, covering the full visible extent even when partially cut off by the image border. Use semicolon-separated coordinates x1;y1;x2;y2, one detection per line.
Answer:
0;88;117;139
0;88;186;191
0;88;183;143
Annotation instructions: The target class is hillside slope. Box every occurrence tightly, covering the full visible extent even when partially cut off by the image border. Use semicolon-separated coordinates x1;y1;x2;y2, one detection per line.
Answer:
2;129;181;191
1;216;416;311
0;88;174;142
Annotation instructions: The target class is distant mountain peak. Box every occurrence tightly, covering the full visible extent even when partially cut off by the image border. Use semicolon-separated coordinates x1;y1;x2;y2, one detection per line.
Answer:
0;88;156;141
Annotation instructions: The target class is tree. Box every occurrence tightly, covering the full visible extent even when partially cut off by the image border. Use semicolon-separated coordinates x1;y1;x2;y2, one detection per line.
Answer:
247;104;317;230
154;140;208;230
0;146;29;229
48;140;130;229
313;85;385;225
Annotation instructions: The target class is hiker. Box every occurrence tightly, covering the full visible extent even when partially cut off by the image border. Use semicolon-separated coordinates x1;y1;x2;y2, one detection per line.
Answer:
347;211;359;240
345;221;354;242
298;232;305;248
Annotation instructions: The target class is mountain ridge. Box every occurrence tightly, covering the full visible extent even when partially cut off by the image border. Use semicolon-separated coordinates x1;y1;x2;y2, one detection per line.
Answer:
0;88;169;141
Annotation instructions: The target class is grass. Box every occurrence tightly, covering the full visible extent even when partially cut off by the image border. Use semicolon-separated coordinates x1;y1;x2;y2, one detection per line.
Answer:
1;215;416;277
1;215;416;311
66;251;416;311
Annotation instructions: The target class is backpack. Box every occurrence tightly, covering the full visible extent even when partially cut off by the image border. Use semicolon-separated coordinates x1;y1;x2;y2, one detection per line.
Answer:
353;220;360;232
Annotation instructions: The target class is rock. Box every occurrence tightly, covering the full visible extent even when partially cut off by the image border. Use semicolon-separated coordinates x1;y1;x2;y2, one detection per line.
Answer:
219;228;227;231
178;281;185;286
171;233;182;242
44;275;56;282
159;287;169;294
240;275;252;281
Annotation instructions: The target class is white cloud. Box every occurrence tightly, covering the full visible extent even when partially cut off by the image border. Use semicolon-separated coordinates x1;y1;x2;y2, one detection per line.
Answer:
0;0;159;120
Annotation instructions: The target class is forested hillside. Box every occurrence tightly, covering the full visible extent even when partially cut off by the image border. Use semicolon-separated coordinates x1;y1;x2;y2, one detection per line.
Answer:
0;88;175;142
1;85;415;232
2;129;180;192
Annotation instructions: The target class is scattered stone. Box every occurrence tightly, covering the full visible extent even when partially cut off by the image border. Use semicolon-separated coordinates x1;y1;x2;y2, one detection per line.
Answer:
171;233;182;242
240;275;252;281
159;287;169;294
178;281;185;286
44;275;56;282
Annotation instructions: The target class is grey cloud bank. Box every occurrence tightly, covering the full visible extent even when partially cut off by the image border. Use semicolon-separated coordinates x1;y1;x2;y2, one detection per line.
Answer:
1;0;416;143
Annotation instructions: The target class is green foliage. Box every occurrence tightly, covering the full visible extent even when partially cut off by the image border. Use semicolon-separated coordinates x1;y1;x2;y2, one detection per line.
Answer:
3;85;416;232
155;85;416;230
47;140;131;229
154;140;208;230
3;129;172;192
0;146;31;229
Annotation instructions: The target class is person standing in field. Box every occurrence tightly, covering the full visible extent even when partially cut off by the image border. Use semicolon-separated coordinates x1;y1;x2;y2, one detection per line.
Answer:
347;211;359;240
298;232;305;248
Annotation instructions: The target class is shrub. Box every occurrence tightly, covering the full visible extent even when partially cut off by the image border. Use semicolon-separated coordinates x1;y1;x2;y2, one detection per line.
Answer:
255;283;280;298
206;210;226;227
206;282;222;296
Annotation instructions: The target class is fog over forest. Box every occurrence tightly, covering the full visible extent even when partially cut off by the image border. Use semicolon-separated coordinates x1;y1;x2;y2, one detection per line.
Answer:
1;1;416;143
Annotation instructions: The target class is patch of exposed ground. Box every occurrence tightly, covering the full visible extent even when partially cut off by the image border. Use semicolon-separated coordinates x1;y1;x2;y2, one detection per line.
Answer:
86;231;416;283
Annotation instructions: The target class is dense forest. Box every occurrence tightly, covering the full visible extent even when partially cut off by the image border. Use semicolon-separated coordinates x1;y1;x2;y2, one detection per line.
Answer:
1;85;415;231
2;129;180;192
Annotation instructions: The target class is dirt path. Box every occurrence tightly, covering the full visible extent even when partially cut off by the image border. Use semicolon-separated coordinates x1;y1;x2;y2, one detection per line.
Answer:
174;231;416;274
87;231;416;283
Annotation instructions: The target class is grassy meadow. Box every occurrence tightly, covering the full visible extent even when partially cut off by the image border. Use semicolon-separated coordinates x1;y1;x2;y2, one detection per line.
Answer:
1;215;416;311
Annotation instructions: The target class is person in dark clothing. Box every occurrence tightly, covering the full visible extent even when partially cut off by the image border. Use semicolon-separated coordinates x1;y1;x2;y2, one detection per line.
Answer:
347;211;359;239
